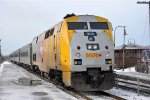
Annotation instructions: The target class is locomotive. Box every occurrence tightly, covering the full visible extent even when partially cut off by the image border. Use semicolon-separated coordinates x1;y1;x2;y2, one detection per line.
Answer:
10;14;115;91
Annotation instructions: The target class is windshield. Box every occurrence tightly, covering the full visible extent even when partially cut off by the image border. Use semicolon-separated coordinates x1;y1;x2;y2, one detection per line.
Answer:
90;22;109;29
67;22;88;30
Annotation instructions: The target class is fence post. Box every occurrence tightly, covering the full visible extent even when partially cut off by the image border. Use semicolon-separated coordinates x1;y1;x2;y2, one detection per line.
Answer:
146;62;149;74
116;74;118;89
137;78;140;96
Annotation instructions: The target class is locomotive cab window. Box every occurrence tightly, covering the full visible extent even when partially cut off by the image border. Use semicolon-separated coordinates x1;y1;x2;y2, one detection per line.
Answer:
67;22;88;30
90;22;109;30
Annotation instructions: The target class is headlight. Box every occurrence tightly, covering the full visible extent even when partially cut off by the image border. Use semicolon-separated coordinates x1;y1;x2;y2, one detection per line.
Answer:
86;44;99;50
93;45;98;50
87;45;92;50
75;53;81;58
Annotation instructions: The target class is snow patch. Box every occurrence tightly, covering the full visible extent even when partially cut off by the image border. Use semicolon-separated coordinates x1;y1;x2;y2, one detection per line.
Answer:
114;67;136;72
0;62;77;100
0;63;4;76
0;61;11;76
106;88;150;100
3;61;12;64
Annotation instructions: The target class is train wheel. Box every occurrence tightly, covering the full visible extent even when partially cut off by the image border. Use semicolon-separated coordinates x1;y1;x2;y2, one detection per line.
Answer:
32;65;36;73
35;66;41;75
41;71;44;77
49;69;55;79
56;70;62;83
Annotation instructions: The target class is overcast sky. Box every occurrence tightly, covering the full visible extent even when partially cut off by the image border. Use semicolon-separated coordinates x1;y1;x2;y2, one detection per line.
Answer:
0;0;149;55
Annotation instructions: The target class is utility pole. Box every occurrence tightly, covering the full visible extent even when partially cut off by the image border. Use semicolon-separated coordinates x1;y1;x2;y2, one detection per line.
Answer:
0;39;1;67
122;27;127;71
137;1;150;43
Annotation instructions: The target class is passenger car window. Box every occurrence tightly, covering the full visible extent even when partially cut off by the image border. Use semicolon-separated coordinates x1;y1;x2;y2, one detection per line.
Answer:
36;37;38;43
45;30;50;39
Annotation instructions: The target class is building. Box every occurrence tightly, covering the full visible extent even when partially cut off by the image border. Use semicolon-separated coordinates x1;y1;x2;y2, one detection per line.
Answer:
114;43;150;69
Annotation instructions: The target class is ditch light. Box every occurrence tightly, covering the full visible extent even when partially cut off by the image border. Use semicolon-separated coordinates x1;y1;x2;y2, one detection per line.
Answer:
105;59;112;64
74;59;82;65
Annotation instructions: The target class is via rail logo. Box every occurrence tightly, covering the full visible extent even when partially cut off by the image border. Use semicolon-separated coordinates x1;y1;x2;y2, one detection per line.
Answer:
86;53;101;58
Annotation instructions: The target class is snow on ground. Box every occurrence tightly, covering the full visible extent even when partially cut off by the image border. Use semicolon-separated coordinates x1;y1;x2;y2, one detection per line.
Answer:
0;64;4;75
1;62;150;100
2;61;12;64
0;61;77;100
114;67;136;72
0;61;11;75
106;87;150;100
114;67;150;80
112;66;150;99
83;87;150;100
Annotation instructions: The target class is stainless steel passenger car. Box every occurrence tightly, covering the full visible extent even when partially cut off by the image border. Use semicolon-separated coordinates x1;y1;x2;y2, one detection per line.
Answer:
13;49;20;65
19;43;32;68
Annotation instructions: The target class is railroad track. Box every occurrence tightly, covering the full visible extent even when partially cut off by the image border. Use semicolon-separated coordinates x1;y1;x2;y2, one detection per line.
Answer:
81;91;126;100
115;74;150;96
26;69;92;100
17;65;126;100
117;84;150;96
98;91;126;100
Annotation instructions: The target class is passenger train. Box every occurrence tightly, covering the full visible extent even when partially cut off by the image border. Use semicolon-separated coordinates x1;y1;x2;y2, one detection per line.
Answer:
9;14;115;91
